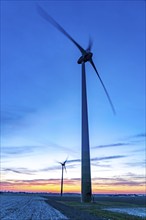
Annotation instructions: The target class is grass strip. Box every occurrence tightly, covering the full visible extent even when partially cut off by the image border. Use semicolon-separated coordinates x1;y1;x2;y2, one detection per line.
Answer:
59;201;145;220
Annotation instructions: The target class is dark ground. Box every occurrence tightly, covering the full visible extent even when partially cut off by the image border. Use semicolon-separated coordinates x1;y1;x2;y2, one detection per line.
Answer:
45;195;106;220
44;195;146;220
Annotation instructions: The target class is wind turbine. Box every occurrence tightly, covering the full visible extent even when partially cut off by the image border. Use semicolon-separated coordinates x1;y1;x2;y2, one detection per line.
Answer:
58;158;68;196
37;5;116;203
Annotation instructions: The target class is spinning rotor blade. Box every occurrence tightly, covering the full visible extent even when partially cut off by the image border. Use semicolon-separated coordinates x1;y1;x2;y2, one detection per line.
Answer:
86;37;93;52
64;156;69;164
90;59;116;115
37;5;86;55
64;166;67;173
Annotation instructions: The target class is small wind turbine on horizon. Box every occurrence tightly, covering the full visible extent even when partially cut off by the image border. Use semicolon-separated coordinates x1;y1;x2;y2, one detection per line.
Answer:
37;5;116;203
58;158;68;196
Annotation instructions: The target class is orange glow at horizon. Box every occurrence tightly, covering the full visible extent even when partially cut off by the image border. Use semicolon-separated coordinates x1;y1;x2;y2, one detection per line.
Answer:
1;179;145;194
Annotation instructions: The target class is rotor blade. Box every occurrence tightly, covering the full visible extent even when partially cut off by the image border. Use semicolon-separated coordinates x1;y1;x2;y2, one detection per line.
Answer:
57;161;63;165
64;166;67;173
37;5;86;55
86;37;93;52
89;59;116;115
64;156;69;164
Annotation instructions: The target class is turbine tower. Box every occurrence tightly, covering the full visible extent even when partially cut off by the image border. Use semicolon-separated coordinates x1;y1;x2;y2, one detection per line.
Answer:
37;6;115;203
58;159;68;196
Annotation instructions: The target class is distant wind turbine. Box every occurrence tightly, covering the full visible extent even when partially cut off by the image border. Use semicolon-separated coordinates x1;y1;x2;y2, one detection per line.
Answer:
37;5;116;203
58;158;68;196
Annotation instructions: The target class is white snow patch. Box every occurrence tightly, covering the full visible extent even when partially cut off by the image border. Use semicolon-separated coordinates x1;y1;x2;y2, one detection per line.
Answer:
104;207;146;217
0;194;68;220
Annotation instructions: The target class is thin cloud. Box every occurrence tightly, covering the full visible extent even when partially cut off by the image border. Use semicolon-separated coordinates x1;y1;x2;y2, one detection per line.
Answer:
40;160;112;172
40;166;61;172
1;146;37;157
91;155;126;161
65;155;126;165
124;132;146;141
1;179;61;187
2;168;35;175
92;132;145;150
124;172;145;179
67;159;81;164
132;133;146;138
1;107;36;137
63;155;126;169
1;175;145;190
92;143;129;149
93;176;146;187
3;169;23;174
2;142;74;159
91;162;111;168
38;141;77;154
131;148;145;153
40;163;78;172
1;107;36;126
105;180;145;187
125;161;145;168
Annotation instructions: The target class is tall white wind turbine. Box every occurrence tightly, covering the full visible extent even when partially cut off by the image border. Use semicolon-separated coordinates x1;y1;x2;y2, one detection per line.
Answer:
37;5;116;203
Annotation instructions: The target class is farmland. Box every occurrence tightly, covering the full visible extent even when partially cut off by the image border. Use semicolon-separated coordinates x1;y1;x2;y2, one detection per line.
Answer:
45;194;146;220
0;193;145;220
0;193;68;220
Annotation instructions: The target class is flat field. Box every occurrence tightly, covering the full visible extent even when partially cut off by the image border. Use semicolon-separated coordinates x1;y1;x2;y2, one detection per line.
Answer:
0;193;68;220
45;194;146;220
0;193;145;220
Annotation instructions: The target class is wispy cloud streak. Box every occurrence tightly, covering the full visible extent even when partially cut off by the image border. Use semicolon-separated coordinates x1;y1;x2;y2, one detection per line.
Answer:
2;168;35;175
92;143;129;149
131;133;146;138
91;155;126;161
125;161;146;168
65;155;126;166
1;146;40;159
1;107;36;126
1;174;145;190
92;132;145;150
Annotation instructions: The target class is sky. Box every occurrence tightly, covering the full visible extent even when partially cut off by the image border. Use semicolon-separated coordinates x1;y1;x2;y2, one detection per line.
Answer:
1;0;145;194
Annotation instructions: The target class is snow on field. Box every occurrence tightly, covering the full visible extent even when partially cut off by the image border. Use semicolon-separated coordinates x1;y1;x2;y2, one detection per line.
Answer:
0;194;68;220
104;207;146;218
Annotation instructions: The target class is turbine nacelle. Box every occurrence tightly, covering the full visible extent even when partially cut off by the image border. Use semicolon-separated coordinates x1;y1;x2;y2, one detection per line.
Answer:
61;162;66;167
77;52;93;64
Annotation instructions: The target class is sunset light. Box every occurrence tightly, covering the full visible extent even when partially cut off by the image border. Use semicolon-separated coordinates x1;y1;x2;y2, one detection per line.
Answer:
1;0;145;197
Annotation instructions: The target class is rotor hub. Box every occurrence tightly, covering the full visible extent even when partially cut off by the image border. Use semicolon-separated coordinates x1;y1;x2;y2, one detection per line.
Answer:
77;52;93;64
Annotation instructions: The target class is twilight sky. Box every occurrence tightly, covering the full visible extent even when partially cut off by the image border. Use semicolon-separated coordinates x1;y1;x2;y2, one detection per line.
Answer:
1;0;145;194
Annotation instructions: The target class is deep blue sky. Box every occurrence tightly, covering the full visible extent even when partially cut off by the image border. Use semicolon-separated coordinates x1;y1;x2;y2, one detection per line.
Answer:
1;1;145;193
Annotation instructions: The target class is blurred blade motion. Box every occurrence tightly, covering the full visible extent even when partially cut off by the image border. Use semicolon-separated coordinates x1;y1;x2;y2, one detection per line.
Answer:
37;5;86;55
89;59;116;115
37;4;116;115
64;166;67;173
86;37;93;52
64;156;69;164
